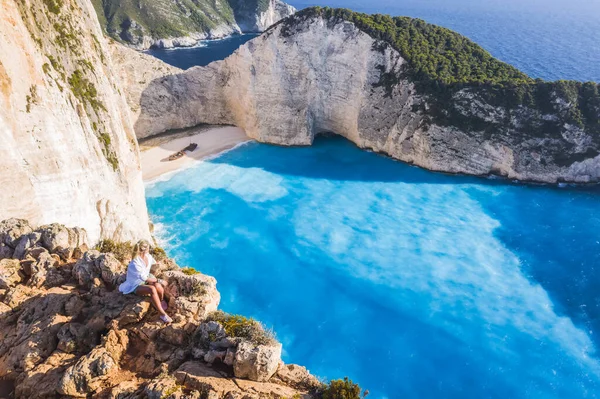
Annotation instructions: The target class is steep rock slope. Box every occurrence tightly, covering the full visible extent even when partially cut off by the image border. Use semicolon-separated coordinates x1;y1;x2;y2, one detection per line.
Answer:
92;0;296;49
130;8;600;184
0;0;151;243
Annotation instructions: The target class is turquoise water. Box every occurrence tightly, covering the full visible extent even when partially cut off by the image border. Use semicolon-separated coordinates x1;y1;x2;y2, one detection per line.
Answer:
146;137;600;398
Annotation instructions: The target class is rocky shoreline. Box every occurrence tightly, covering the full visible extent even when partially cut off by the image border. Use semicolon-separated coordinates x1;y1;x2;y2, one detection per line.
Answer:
0;218;323;398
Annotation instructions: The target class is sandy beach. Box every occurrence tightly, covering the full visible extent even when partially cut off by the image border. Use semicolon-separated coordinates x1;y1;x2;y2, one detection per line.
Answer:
139;125;250;182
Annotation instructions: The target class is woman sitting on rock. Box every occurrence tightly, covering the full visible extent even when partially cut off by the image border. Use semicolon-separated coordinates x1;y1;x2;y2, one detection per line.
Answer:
119;239;172;324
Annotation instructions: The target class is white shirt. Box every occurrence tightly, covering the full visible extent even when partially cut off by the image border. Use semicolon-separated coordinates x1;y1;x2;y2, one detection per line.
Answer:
119;254;156;294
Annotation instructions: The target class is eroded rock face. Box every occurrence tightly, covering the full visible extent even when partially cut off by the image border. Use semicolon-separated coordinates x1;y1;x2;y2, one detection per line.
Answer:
58;328;129;397
0;259;22;289
127;15;600;184
0;0;150;243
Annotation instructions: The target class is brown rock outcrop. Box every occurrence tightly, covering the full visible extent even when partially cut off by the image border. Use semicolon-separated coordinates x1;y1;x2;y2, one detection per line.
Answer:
0;221;322;399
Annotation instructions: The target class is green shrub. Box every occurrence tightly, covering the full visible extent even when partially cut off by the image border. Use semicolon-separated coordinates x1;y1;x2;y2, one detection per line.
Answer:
207;310;277;346
181;267;200;275
151;246;168;262
67;69;106;113
95;239;133;262
319;377;368;399
43;0;63;14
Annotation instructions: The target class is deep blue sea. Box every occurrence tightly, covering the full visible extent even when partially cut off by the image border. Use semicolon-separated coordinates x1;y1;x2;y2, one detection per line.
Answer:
147;138;600;399
145;1;600;397
147;0;600;82
146;34;258;70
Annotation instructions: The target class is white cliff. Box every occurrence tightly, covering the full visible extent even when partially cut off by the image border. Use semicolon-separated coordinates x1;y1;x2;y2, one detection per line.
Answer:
128;14;600;184
0;0;151;243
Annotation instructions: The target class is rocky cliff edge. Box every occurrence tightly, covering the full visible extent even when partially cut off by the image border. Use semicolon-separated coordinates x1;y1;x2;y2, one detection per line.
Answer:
0;218;322;399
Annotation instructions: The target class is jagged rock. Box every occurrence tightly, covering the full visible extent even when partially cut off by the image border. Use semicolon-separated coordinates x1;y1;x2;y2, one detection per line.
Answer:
0;220;318;398
23;245;49;263
151;257;180;276
144;376;180;399
27;252;59;288
38;224;89;260
13;232;42;259
14;351;77;399
0;258;22;289
276;364;322;391
57;323;95;354
0;287;72;376
194;321;227;347
106;380;143;399
64;295;86;317
224;348;235;366
0;302;11;318
234;341;282;382
117;298;151;327
164;270;220;320
95;253;127;287
204;349;227;363
72;250;101;287
2;284;36;308
58;328;129;397
0;219;33;248
0;243;13;260
175;362;239;396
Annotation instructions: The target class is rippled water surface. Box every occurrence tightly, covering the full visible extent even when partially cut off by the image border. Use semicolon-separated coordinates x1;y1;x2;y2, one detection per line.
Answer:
146;137;600;398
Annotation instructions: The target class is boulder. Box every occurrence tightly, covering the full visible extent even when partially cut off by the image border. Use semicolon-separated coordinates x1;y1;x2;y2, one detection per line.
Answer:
13;232;42;260
0;259;23;289
0;243;13;260
194;321;227;348
163;270;220;320
58;328;129;397
233;341;282;382
95;253;126;287
37;224;89;260
72;250;101;288
0;218;33;248
27;251;59;288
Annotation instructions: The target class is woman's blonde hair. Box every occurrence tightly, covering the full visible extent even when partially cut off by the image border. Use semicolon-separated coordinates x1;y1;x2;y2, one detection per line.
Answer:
132;239;151;259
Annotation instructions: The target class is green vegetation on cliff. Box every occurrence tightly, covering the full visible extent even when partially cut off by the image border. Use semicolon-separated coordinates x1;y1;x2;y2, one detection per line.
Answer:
91;0;284;45
278;7;600;157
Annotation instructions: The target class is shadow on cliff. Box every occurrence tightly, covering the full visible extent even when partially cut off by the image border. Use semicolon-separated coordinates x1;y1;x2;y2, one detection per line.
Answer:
206;134;484;185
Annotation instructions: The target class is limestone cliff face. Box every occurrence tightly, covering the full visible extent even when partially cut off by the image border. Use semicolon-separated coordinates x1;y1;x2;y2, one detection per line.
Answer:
0;0;151;243
231;0;297;33
130;15;600;184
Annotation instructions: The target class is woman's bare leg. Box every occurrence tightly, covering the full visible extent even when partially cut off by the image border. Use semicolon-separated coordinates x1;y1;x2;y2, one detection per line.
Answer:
135;285;166;316
154;282;165;301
